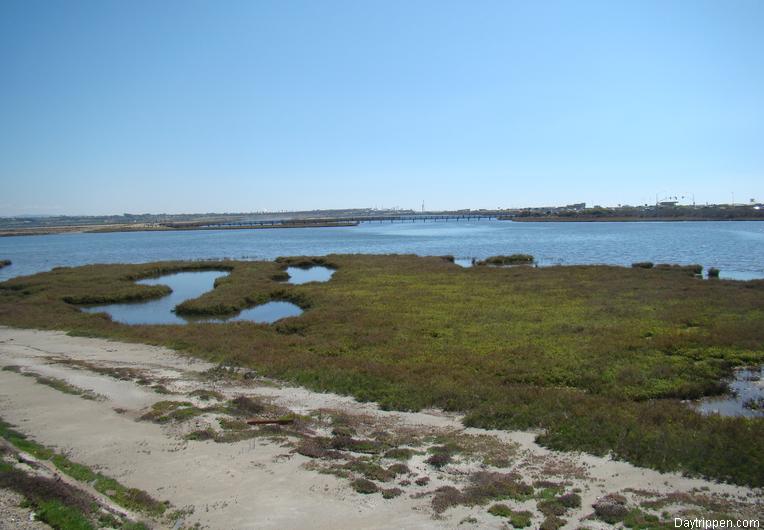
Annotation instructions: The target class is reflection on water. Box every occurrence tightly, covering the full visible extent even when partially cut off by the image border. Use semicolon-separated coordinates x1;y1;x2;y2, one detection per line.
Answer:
82;271;303;325
82;271;227;325
204;301;303;323
694;367;763;418
286;266;334;284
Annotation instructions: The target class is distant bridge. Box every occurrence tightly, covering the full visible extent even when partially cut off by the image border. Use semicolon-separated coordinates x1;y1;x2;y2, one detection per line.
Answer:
181;214;499;229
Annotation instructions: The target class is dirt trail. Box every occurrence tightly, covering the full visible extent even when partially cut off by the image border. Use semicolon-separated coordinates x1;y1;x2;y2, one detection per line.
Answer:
0;327;760;529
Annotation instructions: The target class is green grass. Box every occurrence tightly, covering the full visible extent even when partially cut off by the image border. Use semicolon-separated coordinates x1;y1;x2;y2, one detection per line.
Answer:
35;500;95;530
0;463;95;530
1;255;763;485
0;418;54;460
0;419;166;516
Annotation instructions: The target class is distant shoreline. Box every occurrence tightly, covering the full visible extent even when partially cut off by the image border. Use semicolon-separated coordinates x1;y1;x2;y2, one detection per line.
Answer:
3;215;764;237
0;221;358;237
508;216;764;223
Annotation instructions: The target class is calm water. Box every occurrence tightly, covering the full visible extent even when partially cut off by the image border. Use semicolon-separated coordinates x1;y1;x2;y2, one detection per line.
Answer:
286;266;335;284
694;367;764;418
82;271;303;325
2;220;764;281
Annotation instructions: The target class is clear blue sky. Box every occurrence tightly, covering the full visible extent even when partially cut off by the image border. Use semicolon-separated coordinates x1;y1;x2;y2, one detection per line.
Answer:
1;0;762;215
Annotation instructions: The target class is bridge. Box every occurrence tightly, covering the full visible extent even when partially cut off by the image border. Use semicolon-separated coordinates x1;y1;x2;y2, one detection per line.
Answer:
164;214;500;230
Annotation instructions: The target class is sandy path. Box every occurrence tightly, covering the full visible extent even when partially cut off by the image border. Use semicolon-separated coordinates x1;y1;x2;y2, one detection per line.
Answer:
0;327;760;529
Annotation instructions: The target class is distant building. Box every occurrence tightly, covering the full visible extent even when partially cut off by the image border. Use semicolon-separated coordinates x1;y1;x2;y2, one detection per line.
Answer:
659;201;679;207
565;202;586;211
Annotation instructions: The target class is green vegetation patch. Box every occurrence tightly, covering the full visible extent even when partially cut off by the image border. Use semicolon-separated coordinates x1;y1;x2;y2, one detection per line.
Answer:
0;418;167;520
189;389;225;401
2;365;102;400
139;401;204;423
427;431;517;467
350;478;378;494
488;504;533;528
477;254;534;266
2;255;764;485
431;471;534;513
383;447;415;461
36;499;95;530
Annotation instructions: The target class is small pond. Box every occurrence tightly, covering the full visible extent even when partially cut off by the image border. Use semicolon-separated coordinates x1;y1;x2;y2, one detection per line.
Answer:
81;270;303;325
285;266;334;284
453;258;474;268
693;366;763;418
218;300;303;323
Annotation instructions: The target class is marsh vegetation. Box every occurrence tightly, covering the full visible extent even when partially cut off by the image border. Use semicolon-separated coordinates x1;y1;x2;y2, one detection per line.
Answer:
1;255;763;486
476;254;535;266
79;269;304;325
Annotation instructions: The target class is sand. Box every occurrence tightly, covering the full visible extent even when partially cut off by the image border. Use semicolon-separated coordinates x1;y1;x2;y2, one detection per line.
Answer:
0;326;760;529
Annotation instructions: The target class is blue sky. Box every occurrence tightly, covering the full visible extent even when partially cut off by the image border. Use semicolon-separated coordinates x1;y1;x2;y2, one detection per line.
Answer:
1;0;762;215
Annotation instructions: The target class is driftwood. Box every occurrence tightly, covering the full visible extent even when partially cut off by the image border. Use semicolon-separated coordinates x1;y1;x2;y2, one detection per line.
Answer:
245;417;294;425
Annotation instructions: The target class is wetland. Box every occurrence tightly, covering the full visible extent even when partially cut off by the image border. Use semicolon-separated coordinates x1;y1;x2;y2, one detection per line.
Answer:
1;254;762;488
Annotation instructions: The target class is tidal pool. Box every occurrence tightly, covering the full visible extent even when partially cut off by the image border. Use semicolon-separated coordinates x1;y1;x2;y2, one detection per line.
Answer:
285;266;334;284
82;270;303;325
453;258;474;268
693;366;763;418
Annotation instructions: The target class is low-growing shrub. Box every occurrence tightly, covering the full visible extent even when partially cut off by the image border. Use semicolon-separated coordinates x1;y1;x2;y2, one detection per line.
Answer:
487;503;513;517
387;463;410;476
185;429;216;441
539;515;566;530
557;492;581;508
381;487;403;499
488;504;533;528
593;494;629;523
330;435;383;454
345;460;393;482
189;389;225;401
384;447;414;461
655;263;703;276
537;498;567;516
425;453;451;468
227;396;265;416
139;401;201;423
477;254;534;266
631;262;654;269
463;472;534;504
431;486;464;513
294;438;344;460
351;478;379;494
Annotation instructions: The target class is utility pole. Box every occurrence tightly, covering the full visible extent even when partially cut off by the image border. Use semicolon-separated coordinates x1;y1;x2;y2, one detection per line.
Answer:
421;201;425;213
